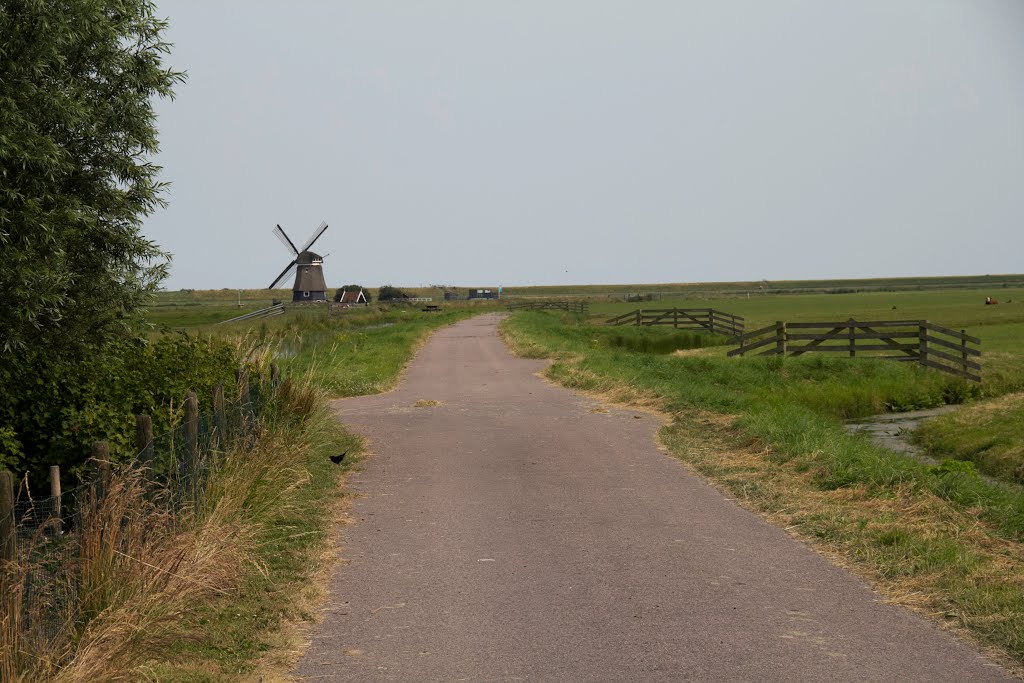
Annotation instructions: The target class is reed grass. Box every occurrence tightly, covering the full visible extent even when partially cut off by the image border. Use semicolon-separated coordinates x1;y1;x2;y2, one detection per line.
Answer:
0;364;352;682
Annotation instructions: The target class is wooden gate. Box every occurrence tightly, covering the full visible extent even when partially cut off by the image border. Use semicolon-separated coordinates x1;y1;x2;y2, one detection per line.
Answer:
605;308;744;338
728;319;981;381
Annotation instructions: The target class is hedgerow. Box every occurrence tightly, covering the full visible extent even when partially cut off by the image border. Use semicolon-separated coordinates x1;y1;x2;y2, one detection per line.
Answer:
0;334;240;486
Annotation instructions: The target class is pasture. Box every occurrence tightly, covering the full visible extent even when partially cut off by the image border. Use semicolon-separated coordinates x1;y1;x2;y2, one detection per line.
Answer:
587;287;1024;383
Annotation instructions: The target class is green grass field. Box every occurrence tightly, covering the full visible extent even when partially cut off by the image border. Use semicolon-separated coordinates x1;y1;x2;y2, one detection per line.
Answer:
498;273;1024;298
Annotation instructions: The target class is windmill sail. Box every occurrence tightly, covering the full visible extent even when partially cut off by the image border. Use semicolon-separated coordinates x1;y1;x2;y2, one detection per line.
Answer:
268;260;297;289
300;221;329;253
273;224;299;255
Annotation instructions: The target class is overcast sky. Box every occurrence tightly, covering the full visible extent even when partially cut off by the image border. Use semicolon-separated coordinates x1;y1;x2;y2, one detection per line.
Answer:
145;1;1024;290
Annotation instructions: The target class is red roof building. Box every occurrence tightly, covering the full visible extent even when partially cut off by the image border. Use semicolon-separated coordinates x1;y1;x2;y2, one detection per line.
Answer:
338;289;368;305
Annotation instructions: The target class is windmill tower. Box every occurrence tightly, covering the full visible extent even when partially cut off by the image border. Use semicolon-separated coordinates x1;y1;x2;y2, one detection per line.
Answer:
268;221;330;303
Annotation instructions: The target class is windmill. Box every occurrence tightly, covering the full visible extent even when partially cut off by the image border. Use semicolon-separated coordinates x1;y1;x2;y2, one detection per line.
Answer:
269;221;330;303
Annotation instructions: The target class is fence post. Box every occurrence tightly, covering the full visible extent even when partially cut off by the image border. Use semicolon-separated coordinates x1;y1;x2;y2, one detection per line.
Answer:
960;330;969;378
0;470;14;562
136;414;154;470
848;318;857;358
93;441;111;497
237;367;251;427
673;308;679;330
49;465;62;534
776;321;787;356
918;321;929;369
212;384;226;448
184;391;199;464
635;309;642;327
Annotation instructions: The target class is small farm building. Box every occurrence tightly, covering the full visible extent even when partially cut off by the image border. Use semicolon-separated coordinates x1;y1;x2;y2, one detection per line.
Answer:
338;288;368;305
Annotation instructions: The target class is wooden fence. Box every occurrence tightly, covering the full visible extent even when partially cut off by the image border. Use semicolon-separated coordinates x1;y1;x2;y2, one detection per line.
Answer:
507;300;589;314
0;363;278;562
727;319;981;381
605;308;744;338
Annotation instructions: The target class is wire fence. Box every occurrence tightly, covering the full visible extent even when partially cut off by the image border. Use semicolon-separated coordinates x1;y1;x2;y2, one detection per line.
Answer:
1;371;273;664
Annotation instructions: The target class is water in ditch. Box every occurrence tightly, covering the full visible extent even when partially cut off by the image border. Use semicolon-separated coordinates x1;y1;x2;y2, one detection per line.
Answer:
844;405;962;465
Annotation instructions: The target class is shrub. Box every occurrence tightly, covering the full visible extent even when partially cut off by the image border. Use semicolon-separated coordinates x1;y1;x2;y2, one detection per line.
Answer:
378;285;408;301
0;334;241;487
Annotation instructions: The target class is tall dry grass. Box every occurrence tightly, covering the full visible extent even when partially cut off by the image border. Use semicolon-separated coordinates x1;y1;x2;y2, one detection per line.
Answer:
1;368;330;682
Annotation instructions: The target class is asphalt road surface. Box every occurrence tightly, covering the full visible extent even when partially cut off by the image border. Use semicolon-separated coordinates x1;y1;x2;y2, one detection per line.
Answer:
294;313;1012;682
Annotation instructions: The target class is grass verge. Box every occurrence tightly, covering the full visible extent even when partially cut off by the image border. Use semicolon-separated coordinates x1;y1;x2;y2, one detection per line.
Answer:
914;393;1024;487
501;311;1024;669
1;369;360;682
280;309;480;396
3;299;468;681
141;380;363;682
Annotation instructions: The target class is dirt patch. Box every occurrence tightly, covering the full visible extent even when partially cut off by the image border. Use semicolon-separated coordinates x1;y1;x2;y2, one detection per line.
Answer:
671;347;718;358
414;399;443;408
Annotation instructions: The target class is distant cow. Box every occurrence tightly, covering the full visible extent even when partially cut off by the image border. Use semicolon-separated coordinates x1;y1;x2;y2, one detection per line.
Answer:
986;296;999;305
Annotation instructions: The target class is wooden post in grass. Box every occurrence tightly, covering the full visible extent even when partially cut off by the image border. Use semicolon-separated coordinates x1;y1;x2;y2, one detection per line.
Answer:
848;318;857;358
918;321;929;369
184;392;199;464
136;414;154;470
93;441;111;497
0;470;14;562
237;367;251;428
49;465;62;534
776;321;787;356
635;309;642;327
961;330;969;378
212;384;226;448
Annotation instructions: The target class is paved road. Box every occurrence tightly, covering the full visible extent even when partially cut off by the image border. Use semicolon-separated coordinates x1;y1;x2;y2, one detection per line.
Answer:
295;314;1012;682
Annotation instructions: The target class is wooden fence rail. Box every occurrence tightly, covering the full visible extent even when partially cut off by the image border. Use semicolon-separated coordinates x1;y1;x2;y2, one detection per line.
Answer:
727;319;981;381
605;308;744;338
507;300;589;314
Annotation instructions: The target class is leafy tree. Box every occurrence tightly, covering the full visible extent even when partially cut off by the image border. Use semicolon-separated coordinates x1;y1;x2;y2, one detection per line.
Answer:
377;285;408;302
333;284;372;303
0;0;185;354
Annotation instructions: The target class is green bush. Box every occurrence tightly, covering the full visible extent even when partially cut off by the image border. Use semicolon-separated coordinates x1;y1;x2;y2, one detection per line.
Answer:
378;285;407;301
0;334;240;486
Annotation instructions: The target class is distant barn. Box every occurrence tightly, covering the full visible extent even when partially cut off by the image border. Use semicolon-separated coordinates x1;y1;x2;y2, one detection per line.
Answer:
468;289;498;300
338;288;368;305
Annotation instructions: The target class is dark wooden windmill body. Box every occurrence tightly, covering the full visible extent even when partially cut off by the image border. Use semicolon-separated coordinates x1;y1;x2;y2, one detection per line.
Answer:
268;221;330;303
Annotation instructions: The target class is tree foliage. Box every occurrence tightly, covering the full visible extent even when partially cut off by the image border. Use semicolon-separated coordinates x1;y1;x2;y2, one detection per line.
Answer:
0;0;185;353
377;285;408;302
0;333;240;483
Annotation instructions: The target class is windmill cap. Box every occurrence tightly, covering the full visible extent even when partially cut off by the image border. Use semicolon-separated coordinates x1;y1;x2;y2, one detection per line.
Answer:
297;250;323;263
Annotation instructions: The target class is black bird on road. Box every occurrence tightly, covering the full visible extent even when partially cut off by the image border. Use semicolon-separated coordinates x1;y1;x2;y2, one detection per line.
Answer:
330;452;347;464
